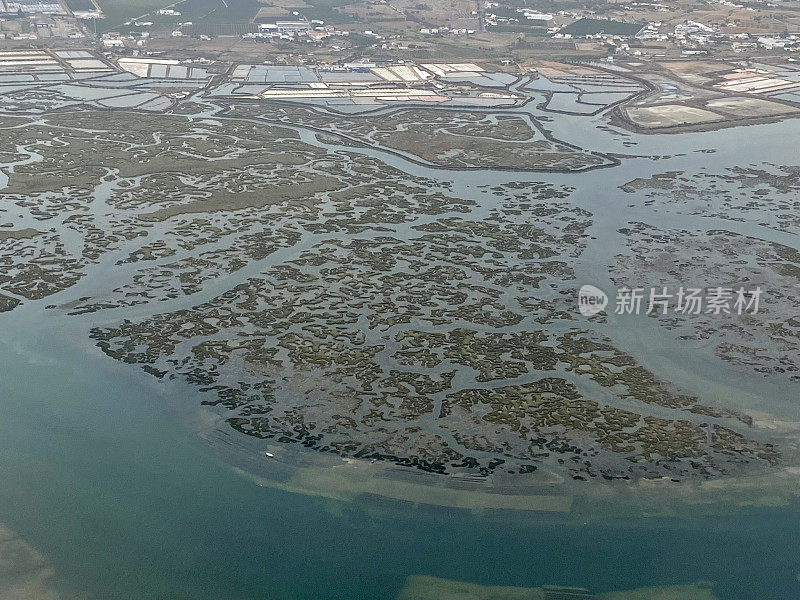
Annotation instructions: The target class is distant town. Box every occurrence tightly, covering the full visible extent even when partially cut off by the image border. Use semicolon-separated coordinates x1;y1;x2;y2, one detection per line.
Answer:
1;0;799;60
4;0;800;128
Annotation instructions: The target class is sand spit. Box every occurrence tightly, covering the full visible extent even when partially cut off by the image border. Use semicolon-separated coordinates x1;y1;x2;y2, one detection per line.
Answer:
396;575;720;600
0;524;63;600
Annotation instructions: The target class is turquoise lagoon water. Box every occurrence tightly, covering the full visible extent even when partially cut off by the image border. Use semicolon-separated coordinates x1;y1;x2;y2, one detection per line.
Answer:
2;107;800;600
1;311;800;600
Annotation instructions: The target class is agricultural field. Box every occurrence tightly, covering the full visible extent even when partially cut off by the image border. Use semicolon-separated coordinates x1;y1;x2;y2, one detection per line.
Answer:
95;0;173;31
559;17;645;37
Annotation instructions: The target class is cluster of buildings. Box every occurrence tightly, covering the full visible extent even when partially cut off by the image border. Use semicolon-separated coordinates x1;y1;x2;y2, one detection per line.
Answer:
0;0;94;38
1;0;97;18
101;18;353;48
544;13;800;57
418;26;476;36
3;0;61;14
242;20;349;42
664;20;800;54
483;3;553;29
0;15;84;40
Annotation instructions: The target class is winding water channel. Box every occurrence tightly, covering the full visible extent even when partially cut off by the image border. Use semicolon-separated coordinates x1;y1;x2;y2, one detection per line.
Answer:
1;96;799;599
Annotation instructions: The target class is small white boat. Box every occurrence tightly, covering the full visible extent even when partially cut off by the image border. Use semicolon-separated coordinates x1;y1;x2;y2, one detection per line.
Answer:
264;452;275;458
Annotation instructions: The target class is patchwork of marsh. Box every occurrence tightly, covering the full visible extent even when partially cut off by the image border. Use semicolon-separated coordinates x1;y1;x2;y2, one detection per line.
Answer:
1;94;799;510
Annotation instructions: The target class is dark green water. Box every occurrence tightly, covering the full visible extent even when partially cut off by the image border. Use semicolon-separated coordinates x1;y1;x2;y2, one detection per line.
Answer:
1;317;800;600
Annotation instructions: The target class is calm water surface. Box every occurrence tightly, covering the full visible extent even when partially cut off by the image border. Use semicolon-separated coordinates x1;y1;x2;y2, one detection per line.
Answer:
2;112;800;600
1;272;800;600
